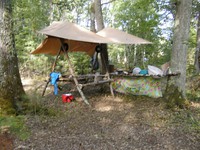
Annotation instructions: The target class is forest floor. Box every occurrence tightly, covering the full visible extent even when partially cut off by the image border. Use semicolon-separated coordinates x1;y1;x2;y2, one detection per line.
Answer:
1;78;200;150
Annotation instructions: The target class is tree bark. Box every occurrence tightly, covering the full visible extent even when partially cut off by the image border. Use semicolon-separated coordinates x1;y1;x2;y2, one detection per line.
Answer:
94;0;104;31
0;0;25;113
90;1;96;32
170;0;192;97
94;0;109;74
194;10;200;74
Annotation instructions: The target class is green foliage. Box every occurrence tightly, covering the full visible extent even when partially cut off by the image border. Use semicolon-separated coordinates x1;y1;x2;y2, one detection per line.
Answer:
50;0;88;22
164;85;190;109
108;44;126;69
171;109;200;132
108;0;172;69
47;52;91;75
0;98;16;115
12;0;92;77
186;75;200;102
12;0;51;77
0;116;30;140
10;0;198;78
22;91;59;116
69;53;91;74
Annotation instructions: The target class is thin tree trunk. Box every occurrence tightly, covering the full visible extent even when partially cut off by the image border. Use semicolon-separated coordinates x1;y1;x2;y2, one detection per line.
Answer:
49;0;54;23
94;0;104;31
90;1;96;32
170;0;192;97
0;0;25;112
194;10;200;74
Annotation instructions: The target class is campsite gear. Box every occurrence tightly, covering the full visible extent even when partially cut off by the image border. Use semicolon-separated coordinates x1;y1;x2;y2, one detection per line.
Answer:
62;94;74;103
90;44;103;71
139;70;148;75
117;69;124;75
109;64;114;73
112;76;162;98
161;62;170;75
50;72;61;95
148;65;163;76
132;67;141;74
91;52;100;71
31;21;152;104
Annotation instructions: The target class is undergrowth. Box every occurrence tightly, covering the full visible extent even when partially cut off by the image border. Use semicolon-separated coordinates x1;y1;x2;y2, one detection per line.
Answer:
0;115;30;140
24;90;63;117
0;90;64;140
170;108;200;133
121;93;200;134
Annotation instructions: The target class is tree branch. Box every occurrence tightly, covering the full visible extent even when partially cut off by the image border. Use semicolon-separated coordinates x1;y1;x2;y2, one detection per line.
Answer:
101;0;116;6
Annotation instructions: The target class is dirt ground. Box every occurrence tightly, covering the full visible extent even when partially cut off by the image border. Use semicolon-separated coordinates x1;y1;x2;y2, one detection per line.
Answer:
3;79;200;150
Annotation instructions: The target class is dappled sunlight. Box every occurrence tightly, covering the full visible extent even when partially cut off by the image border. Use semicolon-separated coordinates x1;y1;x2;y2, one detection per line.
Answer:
21;78;34;86
95;104;113;112
139;107;171;128
124;112;137;123
191;102;200;108
21;78;36;91
99;117;112;124
94;96;134;112
111;123;141;140
21;78;51;96
112;97;124;102
119;124;131;133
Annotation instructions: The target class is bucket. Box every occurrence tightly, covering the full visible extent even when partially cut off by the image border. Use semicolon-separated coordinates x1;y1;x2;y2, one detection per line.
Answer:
62;94;74;103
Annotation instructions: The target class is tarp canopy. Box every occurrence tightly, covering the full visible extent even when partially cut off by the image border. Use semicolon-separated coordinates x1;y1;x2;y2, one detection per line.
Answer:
97;27;152;45
31;21;114;56
31;36;98;56
38;21;112;44
31;21;151;56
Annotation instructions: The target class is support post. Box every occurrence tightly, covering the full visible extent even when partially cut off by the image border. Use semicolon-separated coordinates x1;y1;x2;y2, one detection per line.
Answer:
42;47;62;96
60;39;89;105
100;49;114;97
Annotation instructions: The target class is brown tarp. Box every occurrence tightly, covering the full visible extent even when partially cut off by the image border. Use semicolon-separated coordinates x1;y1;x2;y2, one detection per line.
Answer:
31;21;114;56
38;21;112;43
31;21;151;56
97;27;152;44
31;36;98;56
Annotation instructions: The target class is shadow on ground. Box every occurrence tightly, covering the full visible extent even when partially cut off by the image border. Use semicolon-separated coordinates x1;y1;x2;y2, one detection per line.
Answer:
11;79;200;150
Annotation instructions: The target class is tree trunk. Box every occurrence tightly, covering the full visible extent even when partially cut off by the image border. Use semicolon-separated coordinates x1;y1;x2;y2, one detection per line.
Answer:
194;10;200;74
90;1;96;32
94;0;104;31
170;0;192;97
94;0;109;74
0;0;25;114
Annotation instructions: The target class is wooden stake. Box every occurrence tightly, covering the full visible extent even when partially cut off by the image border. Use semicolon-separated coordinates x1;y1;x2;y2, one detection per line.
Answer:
60;39;89;105
100;51;115;97
42;48;62;96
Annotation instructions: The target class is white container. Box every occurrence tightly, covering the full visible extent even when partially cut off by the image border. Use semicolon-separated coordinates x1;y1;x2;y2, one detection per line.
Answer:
132;67;141;74
148;65;163;76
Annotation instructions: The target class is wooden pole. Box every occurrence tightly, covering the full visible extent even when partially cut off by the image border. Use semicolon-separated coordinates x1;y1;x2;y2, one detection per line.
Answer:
100;50;114;97
42;47;62;96
60;39;89;105
51;48;62;72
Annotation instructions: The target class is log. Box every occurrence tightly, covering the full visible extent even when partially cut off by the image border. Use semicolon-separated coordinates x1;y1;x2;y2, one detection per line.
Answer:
80;79;113;88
